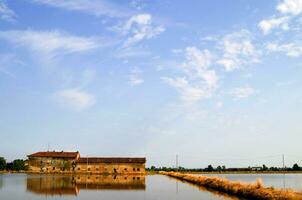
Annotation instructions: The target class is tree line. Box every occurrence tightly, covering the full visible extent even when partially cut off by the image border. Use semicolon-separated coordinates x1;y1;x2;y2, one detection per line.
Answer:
147;163;302;172
0;157;28;171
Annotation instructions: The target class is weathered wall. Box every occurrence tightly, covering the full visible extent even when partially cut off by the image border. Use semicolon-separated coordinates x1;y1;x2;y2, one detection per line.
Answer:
28;157;146;174
28;157;76;172
75;163;146;174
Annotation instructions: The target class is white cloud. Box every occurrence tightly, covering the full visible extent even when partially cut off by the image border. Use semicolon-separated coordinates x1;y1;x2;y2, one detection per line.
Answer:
277;0;302;15
0;30;100;59
258;16;290;34
230;87;254;99
31;0;130;18
162;77;208;104
0;0;16;22
113;13;165;47
128;68;144;86
258;0;302;35
217;30;260;71
163;46;218;105
53;88;96;111
266;42;302;57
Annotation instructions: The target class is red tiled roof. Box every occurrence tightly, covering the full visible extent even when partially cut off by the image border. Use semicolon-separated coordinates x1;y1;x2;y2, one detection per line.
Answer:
28;151;79;158
77;157;146;164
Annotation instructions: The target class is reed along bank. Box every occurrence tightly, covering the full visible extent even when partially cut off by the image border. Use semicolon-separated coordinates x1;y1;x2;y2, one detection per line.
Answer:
160;171;302;200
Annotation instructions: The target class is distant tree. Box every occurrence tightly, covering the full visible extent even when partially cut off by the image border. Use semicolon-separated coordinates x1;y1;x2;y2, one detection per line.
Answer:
150;166;156;170
11;159;27;171
217;166;222;171
262;164;268;171
293;163;301;171
222;165;226;171
269;167;279;171
0;157;6;170
205;165;214;172
177;166;182;171
6;162;13;170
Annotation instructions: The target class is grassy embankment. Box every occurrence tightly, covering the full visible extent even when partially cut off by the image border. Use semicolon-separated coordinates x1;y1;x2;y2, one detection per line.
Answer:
161;171;302;200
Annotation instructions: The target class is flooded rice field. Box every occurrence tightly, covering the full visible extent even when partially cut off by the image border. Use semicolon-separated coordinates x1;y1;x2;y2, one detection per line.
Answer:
0;174;233;199
0;173;301;199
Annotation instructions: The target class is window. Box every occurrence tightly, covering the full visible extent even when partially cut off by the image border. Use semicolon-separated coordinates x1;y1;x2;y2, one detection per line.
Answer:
137;168;140;171
88;168;90;171
124;168;127;171
96;168;99;171
53;167;55;170
78;168;81;170
133;168;136;171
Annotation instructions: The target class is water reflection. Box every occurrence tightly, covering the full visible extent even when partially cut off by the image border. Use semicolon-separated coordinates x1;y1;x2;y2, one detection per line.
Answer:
0;175;3;190
27;174;145;196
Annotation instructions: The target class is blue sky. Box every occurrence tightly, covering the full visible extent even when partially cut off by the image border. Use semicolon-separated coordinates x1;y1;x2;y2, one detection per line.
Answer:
0;0;302;168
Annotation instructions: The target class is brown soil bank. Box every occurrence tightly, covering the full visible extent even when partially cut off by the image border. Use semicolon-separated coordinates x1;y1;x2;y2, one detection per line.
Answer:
160;172;302;200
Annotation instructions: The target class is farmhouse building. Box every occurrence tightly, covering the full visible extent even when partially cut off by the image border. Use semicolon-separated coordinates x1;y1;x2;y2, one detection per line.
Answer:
27;151;80;172
76;157;146;174
27;151;146;174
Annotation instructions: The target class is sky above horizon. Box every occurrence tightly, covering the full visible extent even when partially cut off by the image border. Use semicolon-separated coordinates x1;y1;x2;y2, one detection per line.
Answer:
0;0;302;168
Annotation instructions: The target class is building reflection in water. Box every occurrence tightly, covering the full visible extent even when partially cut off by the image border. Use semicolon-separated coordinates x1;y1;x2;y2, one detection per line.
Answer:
26;174;146;196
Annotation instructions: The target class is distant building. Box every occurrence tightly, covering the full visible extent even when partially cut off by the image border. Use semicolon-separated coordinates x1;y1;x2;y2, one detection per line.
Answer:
27;151;146;174
251;166;263;171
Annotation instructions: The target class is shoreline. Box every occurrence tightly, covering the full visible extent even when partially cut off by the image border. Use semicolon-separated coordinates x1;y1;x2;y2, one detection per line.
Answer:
2;170;302;175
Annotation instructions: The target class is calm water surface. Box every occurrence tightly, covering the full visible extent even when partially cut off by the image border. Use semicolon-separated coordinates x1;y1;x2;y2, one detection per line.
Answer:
196;173;302;191
0;174;233;200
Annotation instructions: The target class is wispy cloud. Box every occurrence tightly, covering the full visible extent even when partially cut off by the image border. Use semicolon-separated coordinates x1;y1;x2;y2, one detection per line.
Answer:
0;30;101;60
230;86;254;99
130;0;146;10
112;13;165;47
53;88;96;111
128;68;144;86
266;42;302;57
162;77;209;104
0;53;19;77
163;46;218;105
0;0;16;22
217;30;260;71
258;16;290;35
31;0;131;18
